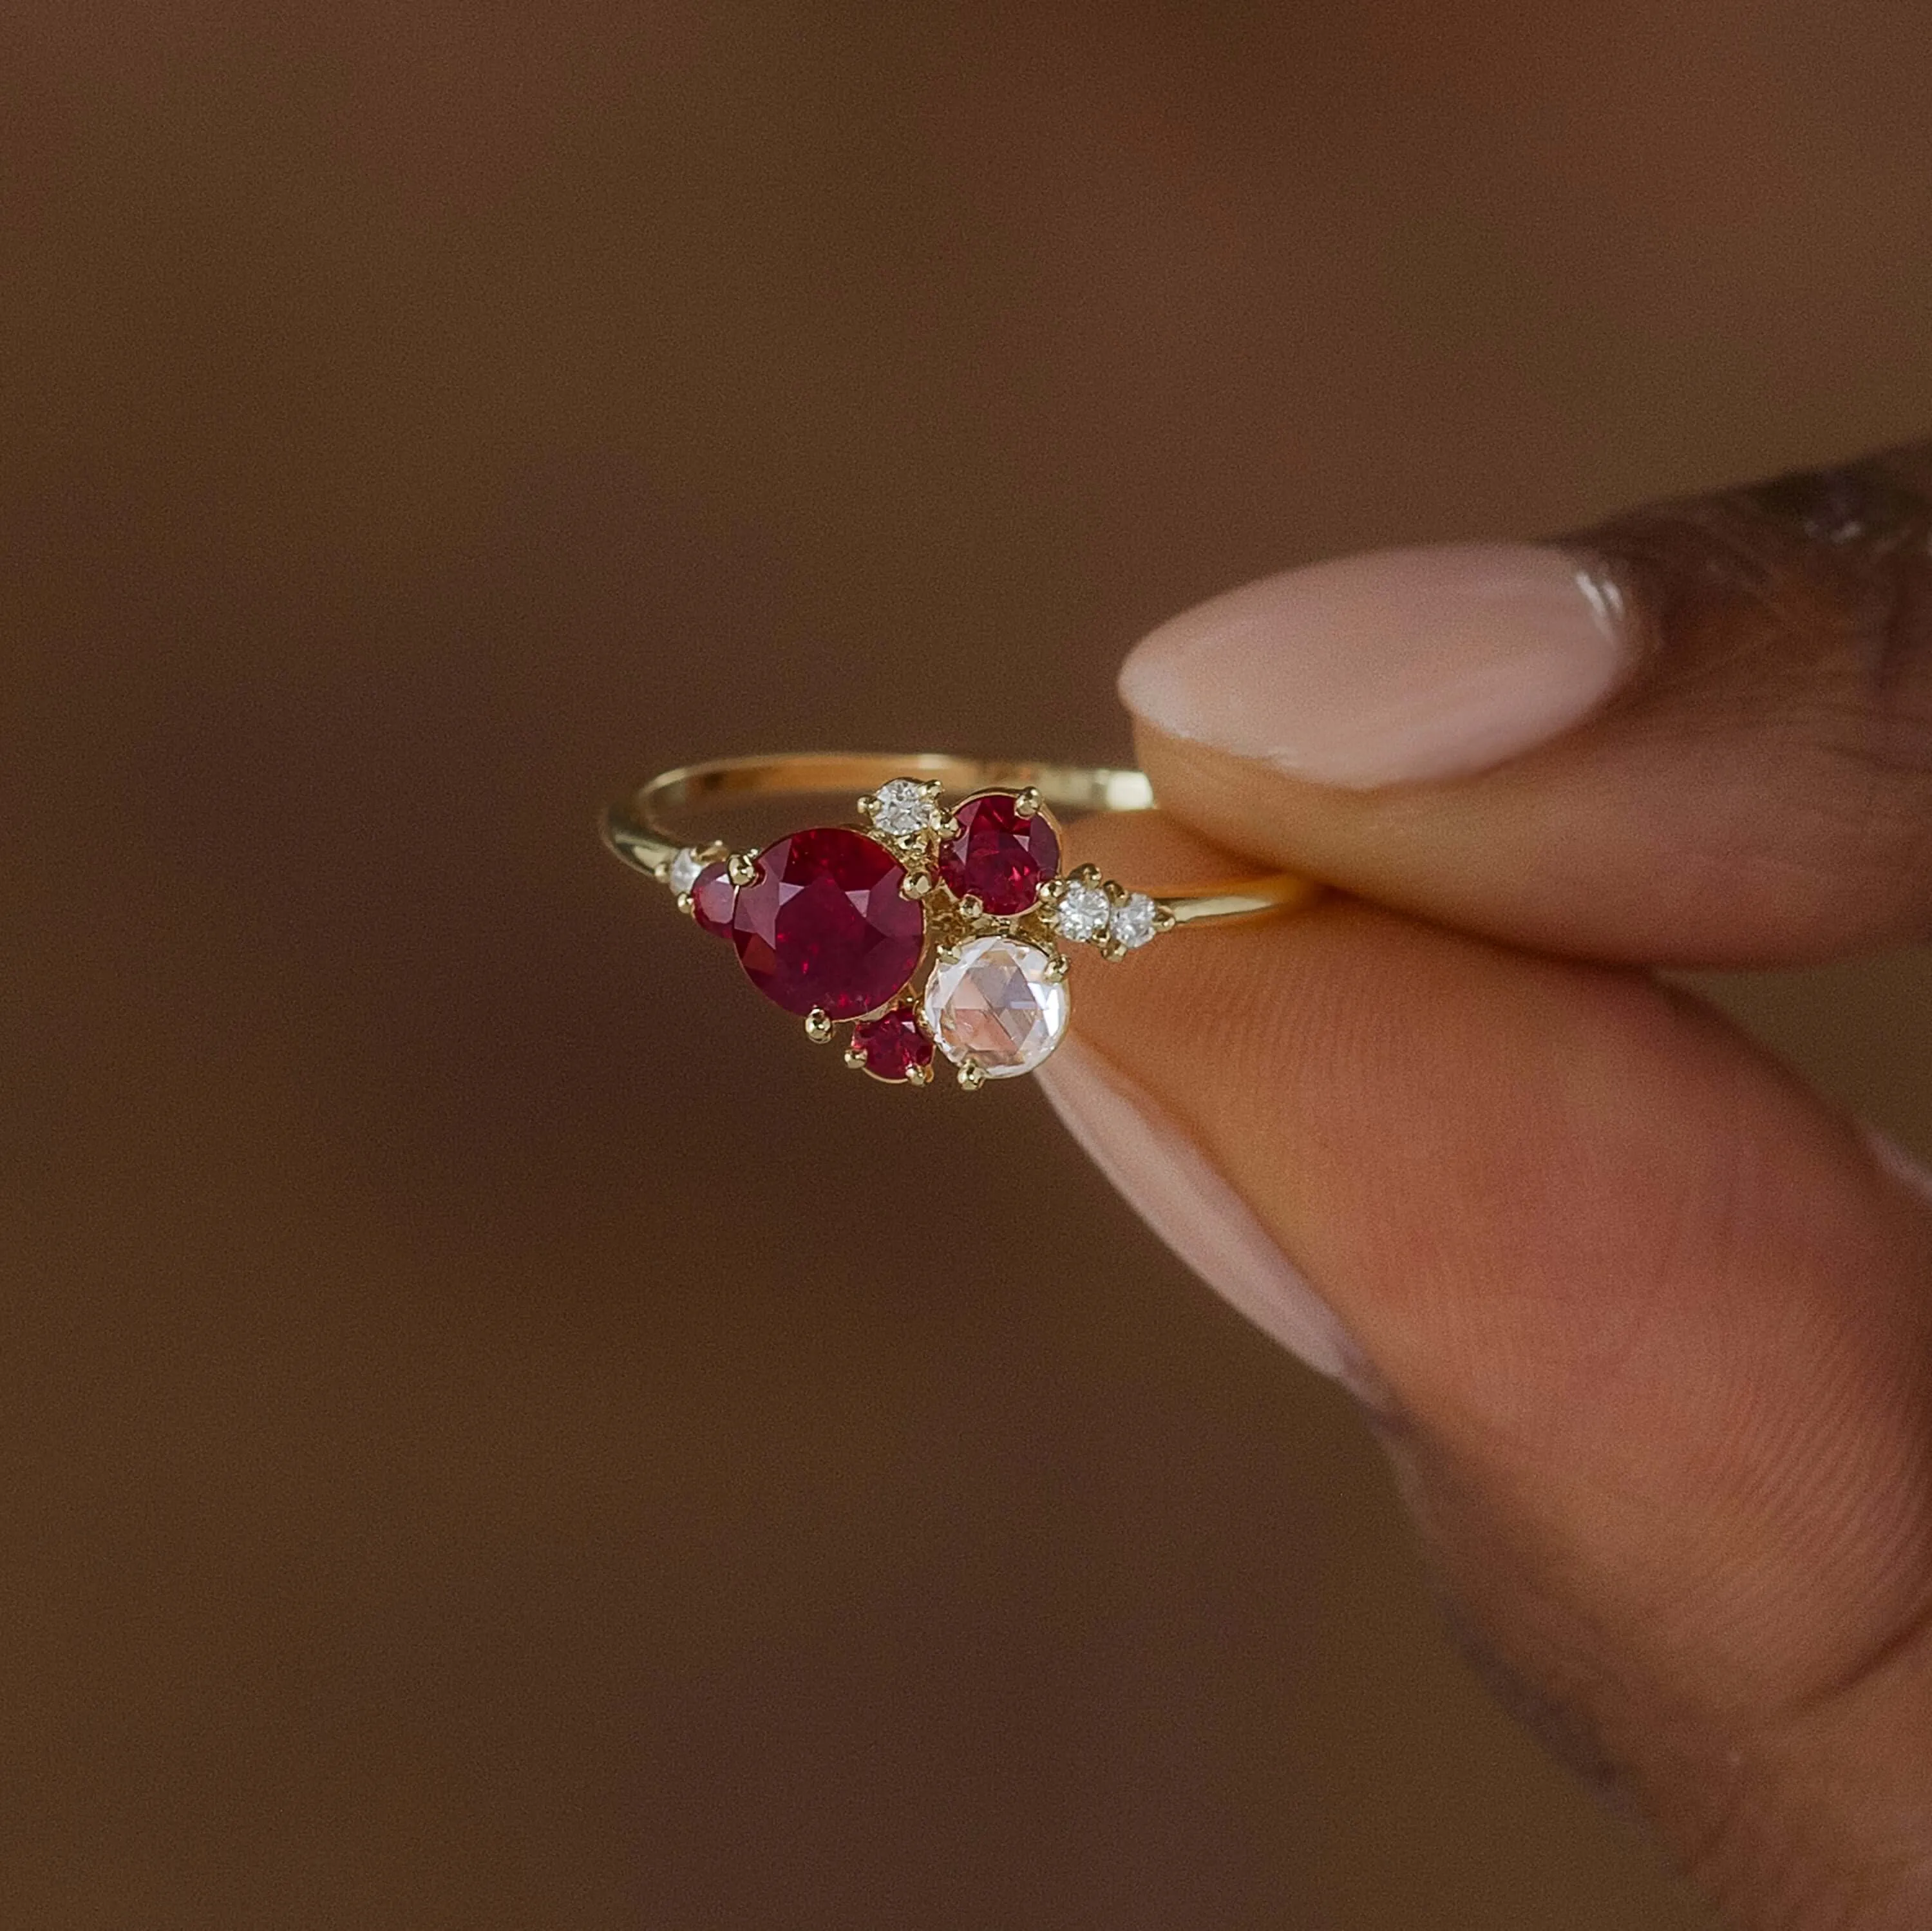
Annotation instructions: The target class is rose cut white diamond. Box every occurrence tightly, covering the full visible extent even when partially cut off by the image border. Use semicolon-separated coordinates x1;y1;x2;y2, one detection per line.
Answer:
1110;891;1159;951
870;777;937;839
667;846;705;895
921;935;1070;1078
1052;879;1112;944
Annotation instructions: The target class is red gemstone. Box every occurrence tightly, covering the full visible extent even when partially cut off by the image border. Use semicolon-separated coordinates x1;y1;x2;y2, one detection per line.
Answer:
937;791;1061;916
849;1008;935;1083
690;862;737;938
730;826;925;1018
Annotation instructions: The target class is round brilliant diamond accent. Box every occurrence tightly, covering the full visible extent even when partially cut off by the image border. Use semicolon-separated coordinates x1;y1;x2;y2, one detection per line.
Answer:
1109;891;1159;951
1052;879;1112;944
667;846;705;895
870;777;938;839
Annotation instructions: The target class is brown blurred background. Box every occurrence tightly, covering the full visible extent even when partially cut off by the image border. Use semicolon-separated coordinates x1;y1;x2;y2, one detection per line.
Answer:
6;4;1931;1926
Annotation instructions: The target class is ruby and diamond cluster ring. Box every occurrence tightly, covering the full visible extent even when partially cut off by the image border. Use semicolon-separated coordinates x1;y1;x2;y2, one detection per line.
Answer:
603;754;1317;1091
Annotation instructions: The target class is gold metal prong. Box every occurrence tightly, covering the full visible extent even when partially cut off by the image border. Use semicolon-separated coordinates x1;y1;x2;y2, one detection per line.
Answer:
856;794;878;816
956;1059;985;1092
1099;938;1127;964
1014;786;1041;819
900;870;931;900
674;891;696;917
1037;877;1067;906
1072;863;1102;885
1152;905;1179;935
726;850;758;888
937;814;961;841
843;1046;868;1070
804;1009;834;1045
1045;949;1070;982
905;1060;933;1087
958;893;984;920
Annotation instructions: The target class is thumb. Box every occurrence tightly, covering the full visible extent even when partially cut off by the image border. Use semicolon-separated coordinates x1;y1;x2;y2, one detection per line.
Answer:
1040;467;1932;1928
1041;857;1932;1929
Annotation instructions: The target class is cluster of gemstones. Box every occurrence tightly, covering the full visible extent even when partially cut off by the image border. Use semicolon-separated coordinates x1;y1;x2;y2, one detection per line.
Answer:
658;776;1171;1087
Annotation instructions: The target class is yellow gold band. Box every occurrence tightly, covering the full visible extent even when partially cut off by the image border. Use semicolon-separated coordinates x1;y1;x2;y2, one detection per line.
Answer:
602;752;1318;927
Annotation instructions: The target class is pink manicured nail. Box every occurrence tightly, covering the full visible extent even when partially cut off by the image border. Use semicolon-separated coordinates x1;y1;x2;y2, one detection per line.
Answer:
1037;1034;1369;1390
1119;542;1633;788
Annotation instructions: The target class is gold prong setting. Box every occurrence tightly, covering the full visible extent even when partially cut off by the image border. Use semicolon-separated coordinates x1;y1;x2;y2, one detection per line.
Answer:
844;1001;938;1086
654;775;1177;1092
1049;867;1112;945
862;775;943;841
1047;865;1168;958
663;841;728;902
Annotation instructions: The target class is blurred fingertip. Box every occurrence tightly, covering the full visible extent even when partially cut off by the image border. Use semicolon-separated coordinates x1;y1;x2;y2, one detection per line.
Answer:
1039;1031;1373;1392
1862;1122;1932;1207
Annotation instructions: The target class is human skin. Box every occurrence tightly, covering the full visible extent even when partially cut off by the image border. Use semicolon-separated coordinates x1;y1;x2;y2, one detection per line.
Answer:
1039;444;1932;1931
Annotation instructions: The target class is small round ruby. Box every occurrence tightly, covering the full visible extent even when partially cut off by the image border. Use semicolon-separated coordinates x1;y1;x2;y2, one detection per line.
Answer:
730;826;925;1018
689;862;737;938
849;1009;935;1083
937;791;1061;916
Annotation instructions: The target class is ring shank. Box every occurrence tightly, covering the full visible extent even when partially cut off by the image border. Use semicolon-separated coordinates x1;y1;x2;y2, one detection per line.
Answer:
603;753;1319;926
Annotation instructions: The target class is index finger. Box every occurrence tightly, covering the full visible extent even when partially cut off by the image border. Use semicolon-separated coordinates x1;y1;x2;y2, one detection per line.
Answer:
1119;442;1932;966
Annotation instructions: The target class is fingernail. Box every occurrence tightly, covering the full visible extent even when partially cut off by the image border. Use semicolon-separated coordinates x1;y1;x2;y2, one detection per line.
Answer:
1119;542;1633;788
1037;1034;1371;1391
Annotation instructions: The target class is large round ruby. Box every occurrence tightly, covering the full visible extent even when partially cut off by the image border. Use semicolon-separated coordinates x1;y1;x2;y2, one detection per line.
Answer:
730;826;925;1018
937;791;1061;916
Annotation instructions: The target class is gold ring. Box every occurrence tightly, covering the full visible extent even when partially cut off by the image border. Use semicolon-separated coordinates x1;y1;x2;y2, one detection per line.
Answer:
602;754;1320;1090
